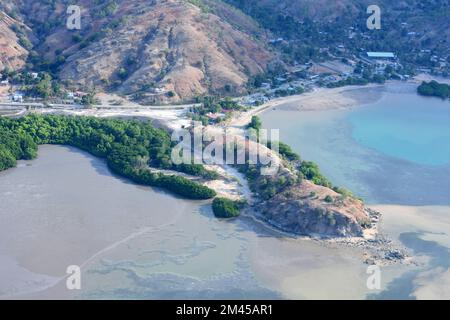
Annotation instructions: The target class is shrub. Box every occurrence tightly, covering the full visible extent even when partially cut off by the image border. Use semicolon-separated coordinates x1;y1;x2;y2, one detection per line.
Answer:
118;68;128;80
212;197;241;218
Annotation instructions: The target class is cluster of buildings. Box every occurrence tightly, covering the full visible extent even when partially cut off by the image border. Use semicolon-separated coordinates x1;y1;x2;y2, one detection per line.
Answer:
361;52;400;74
239;50;406;106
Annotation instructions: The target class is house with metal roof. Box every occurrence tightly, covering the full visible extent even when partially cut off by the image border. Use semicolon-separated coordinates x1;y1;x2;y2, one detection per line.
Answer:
366;52;396;59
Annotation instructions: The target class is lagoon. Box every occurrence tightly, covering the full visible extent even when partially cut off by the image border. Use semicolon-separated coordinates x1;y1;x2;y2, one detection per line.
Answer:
1;82;449;299
0;145;274;299
349;87;450;167
261;82;450;299
0;145;375;299
261;83;450;206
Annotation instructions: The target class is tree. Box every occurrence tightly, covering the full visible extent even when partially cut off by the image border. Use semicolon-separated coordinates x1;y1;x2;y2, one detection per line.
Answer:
212;198;241;218
117;68;128;80
81;92;98;106
34;73;53;99
248;116;262;132
0;146;16;171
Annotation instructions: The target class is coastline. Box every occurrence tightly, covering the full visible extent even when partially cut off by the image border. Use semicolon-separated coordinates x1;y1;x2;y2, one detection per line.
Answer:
228;83;386;128
11;82;412;245
250;80;450;298
1;146;444;300
2;80;449;299
3;80;443;239
230;74;449;129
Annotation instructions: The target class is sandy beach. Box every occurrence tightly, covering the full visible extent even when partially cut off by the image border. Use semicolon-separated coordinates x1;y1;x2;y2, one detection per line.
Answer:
229;83;386;128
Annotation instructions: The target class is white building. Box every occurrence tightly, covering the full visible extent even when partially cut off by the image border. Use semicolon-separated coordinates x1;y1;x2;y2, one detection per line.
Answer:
363;52;398;73
154;87;166;94
12;93;23;102
366;52;396;59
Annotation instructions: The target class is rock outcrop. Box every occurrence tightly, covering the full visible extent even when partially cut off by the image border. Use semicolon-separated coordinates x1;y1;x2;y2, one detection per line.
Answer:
254;180;370;238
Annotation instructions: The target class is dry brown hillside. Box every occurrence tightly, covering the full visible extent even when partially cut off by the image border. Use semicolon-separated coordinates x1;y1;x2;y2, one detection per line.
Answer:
8;0;273;103
3;0;448;102
0;11;28;71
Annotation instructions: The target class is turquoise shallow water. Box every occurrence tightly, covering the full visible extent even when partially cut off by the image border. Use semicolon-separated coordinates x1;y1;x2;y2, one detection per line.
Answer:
261;83;450;298
349;92;450;166
260;83;450;205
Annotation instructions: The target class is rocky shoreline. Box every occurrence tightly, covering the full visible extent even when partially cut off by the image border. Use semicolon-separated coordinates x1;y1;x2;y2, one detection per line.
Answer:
246;205;411;267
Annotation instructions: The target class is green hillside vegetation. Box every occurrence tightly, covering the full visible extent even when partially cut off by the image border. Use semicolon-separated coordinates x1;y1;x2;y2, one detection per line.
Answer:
222;0;450;78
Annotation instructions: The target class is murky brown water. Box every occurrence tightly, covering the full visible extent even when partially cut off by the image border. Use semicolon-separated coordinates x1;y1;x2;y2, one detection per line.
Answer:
1;145;386;299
